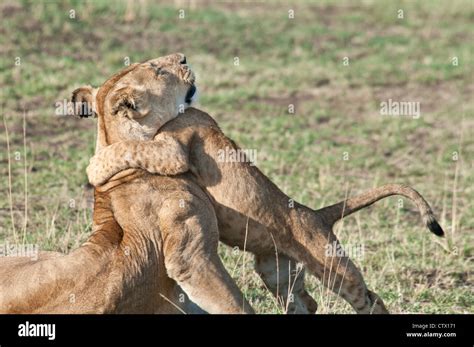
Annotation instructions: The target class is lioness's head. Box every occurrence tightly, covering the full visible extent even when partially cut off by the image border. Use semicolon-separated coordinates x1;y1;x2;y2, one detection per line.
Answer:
71;53;196;150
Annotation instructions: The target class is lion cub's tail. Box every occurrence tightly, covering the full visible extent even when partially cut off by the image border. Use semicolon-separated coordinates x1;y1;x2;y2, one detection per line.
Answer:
316;184;444;236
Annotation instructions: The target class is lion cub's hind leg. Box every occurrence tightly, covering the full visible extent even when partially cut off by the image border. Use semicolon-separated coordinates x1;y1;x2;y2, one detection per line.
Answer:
159;191;254;314
304;231;389;314
255;254;318;314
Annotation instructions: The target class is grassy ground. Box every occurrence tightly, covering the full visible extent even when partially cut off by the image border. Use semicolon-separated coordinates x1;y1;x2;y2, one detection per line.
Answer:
0;0;472;313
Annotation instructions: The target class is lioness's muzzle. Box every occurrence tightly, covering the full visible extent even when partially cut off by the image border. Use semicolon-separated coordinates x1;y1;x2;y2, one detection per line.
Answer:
185;85;196;104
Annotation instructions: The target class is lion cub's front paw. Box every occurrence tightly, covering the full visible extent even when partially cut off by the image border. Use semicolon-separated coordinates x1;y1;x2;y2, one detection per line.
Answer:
86;156;108;187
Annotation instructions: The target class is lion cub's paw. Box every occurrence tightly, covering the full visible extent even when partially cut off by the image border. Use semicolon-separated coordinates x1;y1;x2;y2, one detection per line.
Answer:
86;156;109;187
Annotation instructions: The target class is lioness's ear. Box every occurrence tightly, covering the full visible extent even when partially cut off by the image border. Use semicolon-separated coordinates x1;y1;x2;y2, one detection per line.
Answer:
110;86;151;119
71;85;98;118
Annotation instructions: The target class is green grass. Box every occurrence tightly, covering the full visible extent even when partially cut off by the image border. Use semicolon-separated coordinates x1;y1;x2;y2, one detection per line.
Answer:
1;0;472;314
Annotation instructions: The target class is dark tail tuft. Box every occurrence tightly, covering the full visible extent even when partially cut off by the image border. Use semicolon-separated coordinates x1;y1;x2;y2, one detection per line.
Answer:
427;219;444;237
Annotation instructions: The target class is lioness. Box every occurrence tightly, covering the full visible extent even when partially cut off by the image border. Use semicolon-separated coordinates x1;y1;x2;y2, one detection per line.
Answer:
0;178;205;313
1;53;255;314
76;53;444;313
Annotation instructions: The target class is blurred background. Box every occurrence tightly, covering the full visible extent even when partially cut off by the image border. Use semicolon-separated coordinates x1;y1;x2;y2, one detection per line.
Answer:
0;0;472;313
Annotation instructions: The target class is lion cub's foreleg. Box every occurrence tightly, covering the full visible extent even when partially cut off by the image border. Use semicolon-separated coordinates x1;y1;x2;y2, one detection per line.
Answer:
87;134;189;186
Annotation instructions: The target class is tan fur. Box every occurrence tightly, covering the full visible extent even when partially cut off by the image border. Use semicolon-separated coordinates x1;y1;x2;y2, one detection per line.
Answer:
2;53;443;314
0;185;182;313
0;170;253;313
0;54;252;314
85;57;444;313
83;54;317;313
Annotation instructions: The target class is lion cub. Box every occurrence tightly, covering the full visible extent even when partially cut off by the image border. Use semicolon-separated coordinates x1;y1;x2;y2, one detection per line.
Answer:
86;106;444;314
